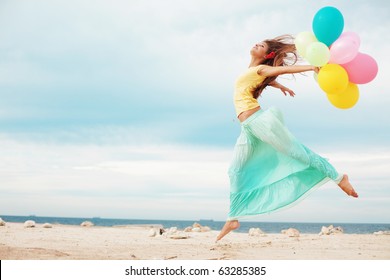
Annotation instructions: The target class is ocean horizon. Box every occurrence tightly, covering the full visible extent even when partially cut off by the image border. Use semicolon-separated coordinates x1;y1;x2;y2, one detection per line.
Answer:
1;215;389;234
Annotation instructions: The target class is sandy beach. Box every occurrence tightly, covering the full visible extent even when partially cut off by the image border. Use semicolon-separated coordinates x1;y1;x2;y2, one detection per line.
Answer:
1;222;389;260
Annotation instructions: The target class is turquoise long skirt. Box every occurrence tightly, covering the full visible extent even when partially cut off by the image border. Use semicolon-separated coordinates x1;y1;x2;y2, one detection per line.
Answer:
228;107;342;220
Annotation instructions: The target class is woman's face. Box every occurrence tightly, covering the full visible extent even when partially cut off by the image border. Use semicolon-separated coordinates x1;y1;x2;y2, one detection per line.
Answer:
250;41;269;58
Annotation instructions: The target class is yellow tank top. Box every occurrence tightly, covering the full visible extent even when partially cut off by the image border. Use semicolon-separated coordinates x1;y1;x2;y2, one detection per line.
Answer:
234;65;266;117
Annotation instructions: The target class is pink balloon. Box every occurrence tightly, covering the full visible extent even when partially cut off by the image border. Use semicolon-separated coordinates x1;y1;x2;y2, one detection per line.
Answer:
339;31;360;48
329;32;360;64
341;53;378;84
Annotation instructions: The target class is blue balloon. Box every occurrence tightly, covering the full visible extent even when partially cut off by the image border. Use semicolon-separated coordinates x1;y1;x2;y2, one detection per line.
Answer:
312;6;344;46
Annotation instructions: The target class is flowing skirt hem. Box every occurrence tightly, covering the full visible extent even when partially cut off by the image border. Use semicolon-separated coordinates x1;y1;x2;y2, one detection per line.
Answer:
227;176;331;221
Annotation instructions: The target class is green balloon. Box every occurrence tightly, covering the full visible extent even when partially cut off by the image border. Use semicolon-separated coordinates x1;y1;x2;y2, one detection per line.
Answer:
295;31;318;58
305;42;330;66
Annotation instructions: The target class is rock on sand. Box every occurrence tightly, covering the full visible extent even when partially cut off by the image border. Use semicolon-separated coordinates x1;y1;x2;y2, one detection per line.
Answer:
319;225;344;235
80;221;94;227
24;220;36;228
281;228;300;237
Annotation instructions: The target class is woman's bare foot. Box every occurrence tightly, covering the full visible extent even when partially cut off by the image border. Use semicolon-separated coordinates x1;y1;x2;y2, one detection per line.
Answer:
338;174;358;198
216;220;240;242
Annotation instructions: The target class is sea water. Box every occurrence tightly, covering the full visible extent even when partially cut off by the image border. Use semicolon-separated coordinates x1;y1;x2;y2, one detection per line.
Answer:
1;215;389;234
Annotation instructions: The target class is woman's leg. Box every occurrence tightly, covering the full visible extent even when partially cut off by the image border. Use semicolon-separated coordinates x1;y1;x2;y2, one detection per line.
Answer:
246;108;358;197
338;174;358;197
216;220;240;242
217;130;252;241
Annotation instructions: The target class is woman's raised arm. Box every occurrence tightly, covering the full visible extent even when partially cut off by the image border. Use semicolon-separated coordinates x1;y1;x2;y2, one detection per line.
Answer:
258;65;316;77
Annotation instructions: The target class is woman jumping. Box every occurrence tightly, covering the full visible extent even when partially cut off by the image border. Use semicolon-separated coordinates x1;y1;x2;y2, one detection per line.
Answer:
217;35;358;242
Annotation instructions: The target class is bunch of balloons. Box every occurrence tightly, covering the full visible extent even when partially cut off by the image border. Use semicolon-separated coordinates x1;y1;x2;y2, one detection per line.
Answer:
295;6;378;109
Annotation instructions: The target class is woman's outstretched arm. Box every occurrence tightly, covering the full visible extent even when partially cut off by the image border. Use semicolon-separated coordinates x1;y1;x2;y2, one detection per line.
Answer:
258;65;317;77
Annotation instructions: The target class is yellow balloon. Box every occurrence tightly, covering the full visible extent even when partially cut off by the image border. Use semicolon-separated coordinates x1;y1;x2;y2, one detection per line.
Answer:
327;82;359;109
318;64;349;94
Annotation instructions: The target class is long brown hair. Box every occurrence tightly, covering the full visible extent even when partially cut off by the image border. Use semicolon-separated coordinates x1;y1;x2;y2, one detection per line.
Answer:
252;35;298;99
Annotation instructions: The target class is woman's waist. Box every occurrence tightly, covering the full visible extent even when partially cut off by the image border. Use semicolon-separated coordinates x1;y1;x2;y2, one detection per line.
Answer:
239;106;282;126
238;106;261;122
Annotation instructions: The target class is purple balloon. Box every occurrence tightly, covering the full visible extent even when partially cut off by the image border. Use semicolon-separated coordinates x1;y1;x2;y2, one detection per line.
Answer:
342;53;378;84
329;32;360;64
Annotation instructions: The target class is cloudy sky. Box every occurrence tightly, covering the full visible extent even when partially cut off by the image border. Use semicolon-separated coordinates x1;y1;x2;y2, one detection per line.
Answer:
0;0;389;223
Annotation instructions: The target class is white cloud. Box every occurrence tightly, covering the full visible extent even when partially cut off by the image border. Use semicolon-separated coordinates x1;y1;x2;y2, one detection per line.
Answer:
0;136;389;222
0;0;389;222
